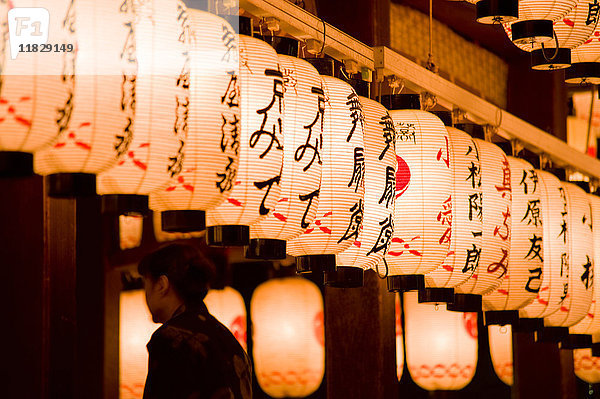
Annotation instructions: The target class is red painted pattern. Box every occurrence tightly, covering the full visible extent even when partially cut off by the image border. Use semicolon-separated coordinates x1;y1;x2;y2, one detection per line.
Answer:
410;363;474;380
388;236;422;257
314;311;324;347
395;155;410;199
258;369;323;388
463;312;478;339
0;97;32;127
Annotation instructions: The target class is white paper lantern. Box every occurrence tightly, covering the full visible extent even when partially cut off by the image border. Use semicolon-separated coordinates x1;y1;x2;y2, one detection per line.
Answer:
571;193;600;335
425;127;483;292
545;182;594;327
287;75;365;273
119;215;143;250
147;10;241;229
206;35;284;247
509;0;577;44
483;157;541;314
152;210;203;242
566;27;600;84
247;55;324;259
404;291;478;391
518;171;569;320
383;109;452;291
204;287;247;351
98;1;201;216
251;277;324;398
335;96;396;276
574;348;600;383
453;140;511;308
488;324;514;386
396;293;404;381
119;290;160;399
465;0;519;24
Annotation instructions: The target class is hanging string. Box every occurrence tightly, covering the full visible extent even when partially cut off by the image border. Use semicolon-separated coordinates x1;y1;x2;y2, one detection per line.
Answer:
586;86;596;157
426;0;437;73
376;257;390;279
540;31;560;62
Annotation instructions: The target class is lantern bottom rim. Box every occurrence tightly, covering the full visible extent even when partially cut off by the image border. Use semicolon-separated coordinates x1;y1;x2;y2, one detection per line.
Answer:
565;62;600;85
475;0;518;24
245;238;287;260
511;20;553;46
514;317;544;332
535;326;569;343
101;194;148;216
447;293;481;312
47;173;96;198
0;151;34;178
418;287;454;304
592;342;600;357
483;310;519;326
386;274;424;292
560;334;592;350
324;266;364;288
206;225;249;247
531;48;571;71
296;254;336;275
162;210;206;233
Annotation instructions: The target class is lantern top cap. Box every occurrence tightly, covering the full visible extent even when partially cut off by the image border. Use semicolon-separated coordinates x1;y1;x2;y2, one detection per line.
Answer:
261;36;299;56
220;15;253;36
380;94;421;110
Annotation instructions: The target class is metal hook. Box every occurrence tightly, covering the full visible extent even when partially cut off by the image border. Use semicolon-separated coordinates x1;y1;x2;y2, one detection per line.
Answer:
540;30;560;62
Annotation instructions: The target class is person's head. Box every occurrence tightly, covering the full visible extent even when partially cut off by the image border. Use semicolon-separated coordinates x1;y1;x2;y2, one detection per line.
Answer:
138;243;216;323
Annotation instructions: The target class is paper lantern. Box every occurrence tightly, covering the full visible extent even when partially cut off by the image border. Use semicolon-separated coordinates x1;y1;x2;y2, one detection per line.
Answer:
152;210;202;242
503;1;598;70
333;96;396;286
465;0;519;24
205;34;284;247
396;293;404;381
383;97;452;292
247;54;324;259
483;157;541;322
119;290;160;399
518;171;569;323
451;140;510;312
0;0;73;177
574;348;600;383
404;291;478;391
423;127;483;300
488;324;514;386
286;75;365;274
119;215;143;250
571;192;600;336
509;0;577;44
98;1;201;216
204;287;247;351
32;0;137;197
544;182;594;328
251;277;324;398
566;27;600;83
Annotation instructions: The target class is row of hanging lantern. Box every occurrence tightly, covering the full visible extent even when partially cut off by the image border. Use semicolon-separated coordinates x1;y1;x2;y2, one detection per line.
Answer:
460;0;600;81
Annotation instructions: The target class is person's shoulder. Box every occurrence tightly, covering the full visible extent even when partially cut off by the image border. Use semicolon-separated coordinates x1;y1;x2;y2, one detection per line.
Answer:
148;317;212;358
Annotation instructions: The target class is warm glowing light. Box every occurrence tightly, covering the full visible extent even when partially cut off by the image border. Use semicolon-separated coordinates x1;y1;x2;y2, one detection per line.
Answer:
488;324;514;386
205;287;248;351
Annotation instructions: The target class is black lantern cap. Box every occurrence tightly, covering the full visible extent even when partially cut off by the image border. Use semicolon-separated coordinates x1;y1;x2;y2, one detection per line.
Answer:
531;48;571;71
351;79;370;98
565;62;600;85
387;274;425;292
572;180;591;193
296;254;336;274
484;310;519;326
324;266;364;288
447;293;482;312
0;151;34;177
47;173;96;198
306;58;346;80
546;167;566;181
431;111;453;127
475;0;518;24
220;15;253;36
418;287;455;304
261;36;299;57
535;326;570;343
380;94;421;111
162;210;206;233
511;19;554;45
245;238;287;260
592;342;600;357
514;317;544;332
560;334;592;349
206;225;249;247
454;123;485;140
101;194;149;216
496;141;512;156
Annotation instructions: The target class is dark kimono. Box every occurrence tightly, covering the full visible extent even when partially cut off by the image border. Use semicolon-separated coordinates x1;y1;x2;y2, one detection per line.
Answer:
143;302;252;399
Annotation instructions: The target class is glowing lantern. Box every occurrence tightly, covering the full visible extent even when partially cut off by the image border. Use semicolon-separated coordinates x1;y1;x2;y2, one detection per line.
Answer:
119;290;159;399
119;215;143;250
333;96;396;286
383;95;452;292
509;0;577;44
423;127;483;301
205;34;284;247
204;287;247;351
488;324;514;386
574;348;600;383
251;277;324;398
570;192;600;337
465;0;519;24
147;10;241;228
544;182;594;328
247;54;323;259
503;1;598;70
518;171;569;324
286;75;365;274
98;1;200;216
566;27;600;84
0;0;72;177
483;157;541;323
396;293;404;381
404;291;478;391
450;140;510;312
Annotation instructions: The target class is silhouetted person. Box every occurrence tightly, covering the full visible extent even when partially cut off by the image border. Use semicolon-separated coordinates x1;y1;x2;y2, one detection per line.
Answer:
138;244;252;399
